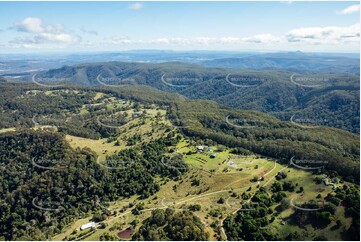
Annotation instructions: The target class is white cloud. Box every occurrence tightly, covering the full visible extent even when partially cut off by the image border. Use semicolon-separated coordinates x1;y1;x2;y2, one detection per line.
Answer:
216;37;241;44
7;16;359;51
242;34;281;43
110;36;133;44
286;23;360;44
338;4;360;15
107;25;358;47
36;33;80;43
16;17;44;33
129;2;143;10
151;38;171;44
12;17;81;45
119;35;280;46
106;23;359;49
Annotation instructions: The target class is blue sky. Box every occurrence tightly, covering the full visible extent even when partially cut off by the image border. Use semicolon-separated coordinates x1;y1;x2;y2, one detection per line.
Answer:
0;1;359;53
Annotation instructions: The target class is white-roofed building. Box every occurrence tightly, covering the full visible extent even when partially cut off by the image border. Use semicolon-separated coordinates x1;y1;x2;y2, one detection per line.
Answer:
80;222;96;230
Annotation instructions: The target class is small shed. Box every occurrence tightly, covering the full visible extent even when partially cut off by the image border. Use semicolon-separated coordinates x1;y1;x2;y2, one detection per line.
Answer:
210;154;217;158
80;222;96;230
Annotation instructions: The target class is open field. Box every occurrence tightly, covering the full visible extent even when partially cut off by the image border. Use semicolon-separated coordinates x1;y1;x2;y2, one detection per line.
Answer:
54;128;341;241
65;135;124;161
2;89;353;241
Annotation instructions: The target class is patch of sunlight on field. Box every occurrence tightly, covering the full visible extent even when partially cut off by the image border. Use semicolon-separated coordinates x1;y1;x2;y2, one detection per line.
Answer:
80;108;89;115
144;108;166;116
263;164;350;241
52;217;92;241
0;127;16;133
93;92;104;100
270;204;351;241
65;135;125;161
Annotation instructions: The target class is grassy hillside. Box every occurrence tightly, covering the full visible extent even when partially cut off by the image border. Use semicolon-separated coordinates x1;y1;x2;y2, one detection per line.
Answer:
169;100;359;181
0;85;358;241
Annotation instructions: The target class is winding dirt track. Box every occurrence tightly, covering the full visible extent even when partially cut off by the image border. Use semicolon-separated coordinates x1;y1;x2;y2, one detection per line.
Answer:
105;160;282;240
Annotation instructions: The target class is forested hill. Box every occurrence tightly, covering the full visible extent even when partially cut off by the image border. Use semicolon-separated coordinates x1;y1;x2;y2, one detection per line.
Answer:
0;82;185;129
0;129;186;240
168;100;360;181
30;61;360;133
0;82;359;240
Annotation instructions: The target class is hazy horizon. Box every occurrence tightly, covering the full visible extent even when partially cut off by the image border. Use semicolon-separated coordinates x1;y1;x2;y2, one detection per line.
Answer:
0;1;359;53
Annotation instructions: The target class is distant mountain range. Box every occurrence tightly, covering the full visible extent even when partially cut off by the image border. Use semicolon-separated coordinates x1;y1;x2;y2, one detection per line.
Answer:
24;54;359;134
1;51;359;76
202;52;360;74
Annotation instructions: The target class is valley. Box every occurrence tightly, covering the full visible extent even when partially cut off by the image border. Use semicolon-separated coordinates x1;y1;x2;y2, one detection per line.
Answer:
0;85;358;241
16;56;358;134
0;1;359;241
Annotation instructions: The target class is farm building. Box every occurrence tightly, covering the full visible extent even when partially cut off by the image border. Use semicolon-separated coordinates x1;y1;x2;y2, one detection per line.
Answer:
197;145;204;152
80;222;96;230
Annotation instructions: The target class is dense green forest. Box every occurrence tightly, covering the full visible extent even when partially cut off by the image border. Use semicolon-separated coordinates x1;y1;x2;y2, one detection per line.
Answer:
0;130;186;240
223;189;280;240
133;209;209;240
